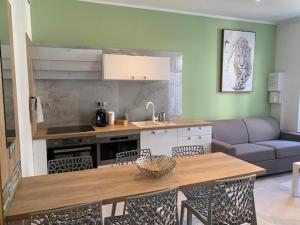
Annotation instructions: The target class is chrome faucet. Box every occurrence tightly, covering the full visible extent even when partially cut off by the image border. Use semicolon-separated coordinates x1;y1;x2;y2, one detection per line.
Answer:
146;101;158;122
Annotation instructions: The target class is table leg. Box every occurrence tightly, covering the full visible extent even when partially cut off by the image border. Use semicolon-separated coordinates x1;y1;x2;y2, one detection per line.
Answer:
292;164;299;197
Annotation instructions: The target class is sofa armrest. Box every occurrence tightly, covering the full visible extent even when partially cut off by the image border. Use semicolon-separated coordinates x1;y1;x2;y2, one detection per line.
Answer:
280;131;300;142
211;139;236;155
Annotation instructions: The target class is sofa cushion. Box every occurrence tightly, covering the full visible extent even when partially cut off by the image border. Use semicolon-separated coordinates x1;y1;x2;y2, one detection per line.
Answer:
243;117;280;142
255;140;300;159
233;143;275;163
213;119;249;145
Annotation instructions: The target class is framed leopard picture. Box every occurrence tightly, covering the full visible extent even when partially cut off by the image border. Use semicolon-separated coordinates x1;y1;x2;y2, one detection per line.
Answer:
221;29;256;92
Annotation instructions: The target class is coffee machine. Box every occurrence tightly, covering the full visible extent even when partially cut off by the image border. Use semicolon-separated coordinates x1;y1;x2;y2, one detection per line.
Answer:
96;101;107;127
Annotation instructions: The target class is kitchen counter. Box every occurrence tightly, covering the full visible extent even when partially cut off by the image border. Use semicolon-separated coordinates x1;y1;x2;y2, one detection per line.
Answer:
33;119;212;140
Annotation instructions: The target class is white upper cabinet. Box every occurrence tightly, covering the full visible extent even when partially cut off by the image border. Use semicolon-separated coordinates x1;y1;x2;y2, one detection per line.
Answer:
103;54;171;80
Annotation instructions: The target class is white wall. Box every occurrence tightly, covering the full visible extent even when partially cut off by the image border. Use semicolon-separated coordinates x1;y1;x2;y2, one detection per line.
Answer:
275;19;300;132
9;0;34;176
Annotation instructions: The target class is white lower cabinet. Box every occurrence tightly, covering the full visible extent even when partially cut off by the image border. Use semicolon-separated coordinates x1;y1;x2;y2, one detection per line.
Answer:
140;128;178;157
177;134;212;153
140;126;212;156
32;139;48;176
177;125;212;153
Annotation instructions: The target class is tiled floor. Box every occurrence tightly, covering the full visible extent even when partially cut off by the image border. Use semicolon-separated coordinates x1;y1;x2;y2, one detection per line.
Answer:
102;173;300;225
254;173;300;225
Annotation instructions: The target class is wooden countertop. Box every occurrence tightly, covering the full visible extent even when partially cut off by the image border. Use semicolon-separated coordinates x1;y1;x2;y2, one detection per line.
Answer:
6;153;265;221
33;119;212;140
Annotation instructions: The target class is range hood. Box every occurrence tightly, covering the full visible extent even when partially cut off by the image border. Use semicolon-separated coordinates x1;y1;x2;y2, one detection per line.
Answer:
32;46;102;80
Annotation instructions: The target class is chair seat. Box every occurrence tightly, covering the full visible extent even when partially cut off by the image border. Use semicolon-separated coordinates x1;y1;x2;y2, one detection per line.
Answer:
233;143;275;163
254;140;300;159
183;185;211;199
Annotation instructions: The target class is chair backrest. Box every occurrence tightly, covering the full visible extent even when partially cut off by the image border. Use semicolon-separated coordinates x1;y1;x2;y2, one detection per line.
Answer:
123;188;179;225
48;156;93;174
116;149;151;166
172;145;204;158
209;175;256;225
31;202;102;225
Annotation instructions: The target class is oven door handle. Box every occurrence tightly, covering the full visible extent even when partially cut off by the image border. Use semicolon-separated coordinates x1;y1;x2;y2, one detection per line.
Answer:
53;147;92;154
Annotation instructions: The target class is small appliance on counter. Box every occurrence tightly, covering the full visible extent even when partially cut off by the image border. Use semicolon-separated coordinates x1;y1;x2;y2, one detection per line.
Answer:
107;111;115;125
96;101;107;127
158;112;167;122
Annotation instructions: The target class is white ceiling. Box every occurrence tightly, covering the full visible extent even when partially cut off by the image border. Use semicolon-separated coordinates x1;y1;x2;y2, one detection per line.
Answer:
81;0;300;24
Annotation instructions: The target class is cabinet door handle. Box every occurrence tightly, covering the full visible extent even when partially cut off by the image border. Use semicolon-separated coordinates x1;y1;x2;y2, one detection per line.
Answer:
152;130;167;134
144;76;147;80
198;136;202;139
187;137;191;140
131;76;135;80
187;127;202;132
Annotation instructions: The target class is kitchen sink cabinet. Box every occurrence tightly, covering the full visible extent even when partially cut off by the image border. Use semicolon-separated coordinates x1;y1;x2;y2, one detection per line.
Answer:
140;128;178;157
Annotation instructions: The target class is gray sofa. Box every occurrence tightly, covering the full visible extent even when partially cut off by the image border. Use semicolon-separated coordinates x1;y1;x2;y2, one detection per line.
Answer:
212;117;300;175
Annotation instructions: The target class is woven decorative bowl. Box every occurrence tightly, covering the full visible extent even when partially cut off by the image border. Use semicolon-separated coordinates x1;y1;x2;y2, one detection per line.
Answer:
136;155;176;178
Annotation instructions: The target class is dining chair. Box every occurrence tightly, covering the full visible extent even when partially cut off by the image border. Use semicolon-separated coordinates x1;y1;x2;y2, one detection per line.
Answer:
30;201;103;225
172;145;208;197
115;149;151;166
111;149;151;217
105;187;179;225
180;175;257;225
172;145;212;223
172;145;204;158
48;156;93;174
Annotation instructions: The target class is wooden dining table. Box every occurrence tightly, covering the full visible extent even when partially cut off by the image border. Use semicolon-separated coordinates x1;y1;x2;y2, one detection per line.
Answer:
6;152;265;222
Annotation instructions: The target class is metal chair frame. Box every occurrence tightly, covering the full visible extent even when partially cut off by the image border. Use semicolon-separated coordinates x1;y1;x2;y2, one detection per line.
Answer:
172;145;204;158
48;156;93;174
115;149;151;166
30;201;103;225
111;149;151;216
105;188;179;225
180;175;257;225
172;145;207;199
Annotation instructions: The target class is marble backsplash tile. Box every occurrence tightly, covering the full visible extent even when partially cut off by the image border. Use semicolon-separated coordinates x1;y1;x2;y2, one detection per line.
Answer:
37;79;181;127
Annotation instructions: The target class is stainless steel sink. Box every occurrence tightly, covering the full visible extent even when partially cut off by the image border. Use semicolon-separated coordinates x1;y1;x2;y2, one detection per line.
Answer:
131;121;175;128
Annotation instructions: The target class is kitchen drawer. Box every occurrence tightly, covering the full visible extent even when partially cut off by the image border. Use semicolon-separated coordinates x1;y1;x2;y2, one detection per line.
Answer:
177;134;212;153
178;126;212;137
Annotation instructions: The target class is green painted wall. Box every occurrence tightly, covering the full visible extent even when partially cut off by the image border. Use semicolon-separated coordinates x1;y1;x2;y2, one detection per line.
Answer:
0;0;9;43
30;0;276;120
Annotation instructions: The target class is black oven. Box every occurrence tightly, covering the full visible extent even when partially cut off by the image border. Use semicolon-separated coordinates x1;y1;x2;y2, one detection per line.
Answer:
96;133;140;166
47;136;98;168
